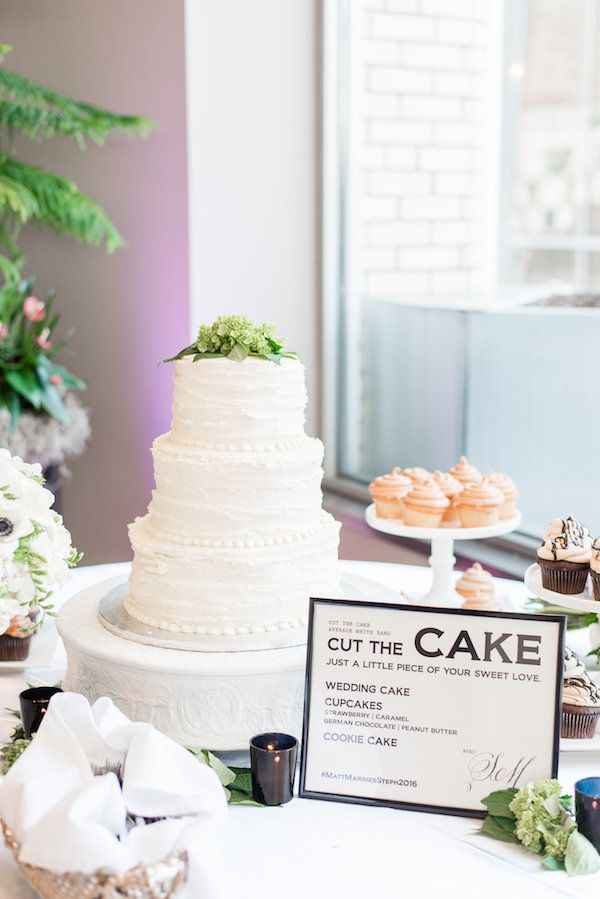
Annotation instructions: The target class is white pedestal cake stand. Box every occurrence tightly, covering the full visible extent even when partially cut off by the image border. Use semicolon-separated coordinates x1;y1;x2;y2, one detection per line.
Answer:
524;563;599;613
57;566;402;751
366;504;522;605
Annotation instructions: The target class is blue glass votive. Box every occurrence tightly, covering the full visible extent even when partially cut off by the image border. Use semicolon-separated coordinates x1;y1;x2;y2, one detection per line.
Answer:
575;777;600;853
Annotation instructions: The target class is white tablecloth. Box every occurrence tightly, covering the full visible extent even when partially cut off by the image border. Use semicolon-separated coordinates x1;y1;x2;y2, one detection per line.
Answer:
0;560;598;899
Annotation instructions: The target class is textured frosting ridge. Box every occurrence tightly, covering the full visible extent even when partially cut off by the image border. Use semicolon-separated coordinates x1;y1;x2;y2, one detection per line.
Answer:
538;516;592;563
449;456;482;484
432;470;462;499
369;467;412;501
404;481;449;511
456;481;503;510
127;356;341;635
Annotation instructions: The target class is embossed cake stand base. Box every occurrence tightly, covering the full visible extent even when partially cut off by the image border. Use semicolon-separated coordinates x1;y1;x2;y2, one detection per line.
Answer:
58;569;401;750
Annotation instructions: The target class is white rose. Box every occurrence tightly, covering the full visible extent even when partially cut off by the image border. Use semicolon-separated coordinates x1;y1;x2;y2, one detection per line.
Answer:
30;524;73;589
589;622;600;653
0;596;21;635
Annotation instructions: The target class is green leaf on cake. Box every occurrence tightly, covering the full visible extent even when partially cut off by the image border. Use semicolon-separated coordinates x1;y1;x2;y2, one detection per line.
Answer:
160;343;198;364
227;342;249;362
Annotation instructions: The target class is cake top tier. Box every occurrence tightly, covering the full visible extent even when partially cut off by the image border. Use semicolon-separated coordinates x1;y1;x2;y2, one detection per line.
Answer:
171;355;308;446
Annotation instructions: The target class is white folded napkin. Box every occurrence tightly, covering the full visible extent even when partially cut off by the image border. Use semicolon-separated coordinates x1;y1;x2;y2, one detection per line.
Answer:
0;692;227;898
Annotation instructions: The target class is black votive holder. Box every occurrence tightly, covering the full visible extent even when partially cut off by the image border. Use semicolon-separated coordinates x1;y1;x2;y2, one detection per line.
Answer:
250;732;298;806
575;777;600;853
19;686;63;739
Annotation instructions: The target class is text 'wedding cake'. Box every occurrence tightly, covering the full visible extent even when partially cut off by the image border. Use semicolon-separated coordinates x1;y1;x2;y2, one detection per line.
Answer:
124;316;341;641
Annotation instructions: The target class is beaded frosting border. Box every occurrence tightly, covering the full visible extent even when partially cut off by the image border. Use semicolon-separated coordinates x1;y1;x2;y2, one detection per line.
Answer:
122;594;308;636
143;513;338;549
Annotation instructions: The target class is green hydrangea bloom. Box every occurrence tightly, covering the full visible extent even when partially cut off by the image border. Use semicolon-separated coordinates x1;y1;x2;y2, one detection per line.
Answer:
0;738;31;774
509;779;575;860
196;315;280;356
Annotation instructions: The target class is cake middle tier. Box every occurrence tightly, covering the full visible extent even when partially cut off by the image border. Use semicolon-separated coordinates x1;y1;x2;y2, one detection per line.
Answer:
126;511;341;635
146;433;327;542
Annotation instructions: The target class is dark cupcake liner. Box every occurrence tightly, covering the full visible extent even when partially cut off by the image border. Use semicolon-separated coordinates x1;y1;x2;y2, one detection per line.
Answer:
0;633;31;662
561;704;600;739
591;570;600;602
538;558;589;595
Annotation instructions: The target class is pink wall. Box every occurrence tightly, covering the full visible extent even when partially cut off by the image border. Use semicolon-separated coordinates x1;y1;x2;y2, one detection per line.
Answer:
2;1;189;562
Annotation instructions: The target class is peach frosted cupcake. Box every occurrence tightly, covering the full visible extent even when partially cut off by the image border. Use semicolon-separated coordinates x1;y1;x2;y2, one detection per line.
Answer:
403;481;449;528
449;456;482;486
432;470;462;526
402;467;432;485
455;563;500;611
368;467;412;519
484;472;518;520
455;481;503;528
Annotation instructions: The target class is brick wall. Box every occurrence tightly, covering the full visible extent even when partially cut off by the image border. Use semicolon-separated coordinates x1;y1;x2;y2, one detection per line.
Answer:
357;0;489;298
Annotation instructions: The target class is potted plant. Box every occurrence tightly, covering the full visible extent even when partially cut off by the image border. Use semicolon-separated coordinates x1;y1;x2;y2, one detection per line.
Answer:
0;42;153;498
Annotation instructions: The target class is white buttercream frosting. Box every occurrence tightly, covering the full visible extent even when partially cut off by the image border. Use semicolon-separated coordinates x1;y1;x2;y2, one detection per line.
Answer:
127;356;341;635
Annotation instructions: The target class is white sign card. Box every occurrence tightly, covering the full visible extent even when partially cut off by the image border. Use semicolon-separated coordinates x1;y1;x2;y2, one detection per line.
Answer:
299;598;564;817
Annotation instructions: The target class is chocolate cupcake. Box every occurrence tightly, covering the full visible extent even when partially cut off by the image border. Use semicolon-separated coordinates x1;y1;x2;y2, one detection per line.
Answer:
562;648;600;739
0;614;33;662
537;516;591;595
590;537;600;601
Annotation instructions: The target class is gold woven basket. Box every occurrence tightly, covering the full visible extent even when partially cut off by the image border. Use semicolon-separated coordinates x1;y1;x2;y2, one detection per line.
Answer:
2;819;188;898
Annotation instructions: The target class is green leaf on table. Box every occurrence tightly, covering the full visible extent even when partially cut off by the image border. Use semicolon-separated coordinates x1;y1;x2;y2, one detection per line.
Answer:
559;794;573;813
204;750;236;787
480;814;520;844
542;855;565;871
227;343;249;363
229;766;253;797
481;789;517;819
565;831;600;877
228;789;264;806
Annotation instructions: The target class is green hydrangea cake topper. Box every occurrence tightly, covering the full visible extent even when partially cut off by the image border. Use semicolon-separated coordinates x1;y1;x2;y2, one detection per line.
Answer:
163;315;301;366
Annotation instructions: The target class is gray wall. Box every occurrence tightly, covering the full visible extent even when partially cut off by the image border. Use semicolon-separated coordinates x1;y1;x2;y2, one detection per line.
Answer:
2;1;189;562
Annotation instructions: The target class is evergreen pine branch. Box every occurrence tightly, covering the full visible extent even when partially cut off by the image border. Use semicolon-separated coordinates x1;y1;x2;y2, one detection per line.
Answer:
0;46;12;63
0;100;119;146
0;68;154;146
0;173;39;221
0;156;124;252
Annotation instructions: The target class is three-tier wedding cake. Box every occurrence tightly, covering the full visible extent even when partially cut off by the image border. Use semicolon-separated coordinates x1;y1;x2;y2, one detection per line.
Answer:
125;337;340;643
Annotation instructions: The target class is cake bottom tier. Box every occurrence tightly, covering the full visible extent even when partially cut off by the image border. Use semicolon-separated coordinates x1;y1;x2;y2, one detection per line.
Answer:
58;577;305;750
125;511;341;635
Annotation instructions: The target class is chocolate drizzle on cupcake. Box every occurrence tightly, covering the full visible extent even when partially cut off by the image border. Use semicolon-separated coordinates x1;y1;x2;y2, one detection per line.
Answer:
540;515;591;561
563;648;600;707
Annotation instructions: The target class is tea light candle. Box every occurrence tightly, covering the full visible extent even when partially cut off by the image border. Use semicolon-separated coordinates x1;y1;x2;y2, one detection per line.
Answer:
250;732;298;805
19;686;63;739
575;777;600;853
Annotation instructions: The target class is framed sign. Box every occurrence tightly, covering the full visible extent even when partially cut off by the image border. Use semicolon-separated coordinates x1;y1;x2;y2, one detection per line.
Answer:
299;598;564;818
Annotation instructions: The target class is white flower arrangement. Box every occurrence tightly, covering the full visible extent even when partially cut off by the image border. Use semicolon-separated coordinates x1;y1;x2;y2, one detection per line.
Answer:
0;449;81;635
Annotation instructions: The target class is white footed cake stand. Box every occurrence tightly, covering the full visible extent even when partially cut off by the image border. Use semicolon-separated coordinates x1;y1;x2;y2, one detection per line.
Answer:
366;504;522;605
525;563;600;613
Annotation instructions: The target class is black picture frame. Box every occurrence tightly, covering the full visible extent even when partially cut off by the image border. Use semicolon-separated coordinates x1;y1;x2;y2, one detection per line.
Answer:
299;597;565;818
